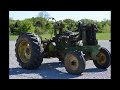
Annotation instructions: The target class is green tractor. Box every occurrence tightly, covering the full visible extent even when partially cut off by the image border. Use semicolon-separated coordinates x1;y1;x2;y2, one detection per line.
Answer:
15;18;111;75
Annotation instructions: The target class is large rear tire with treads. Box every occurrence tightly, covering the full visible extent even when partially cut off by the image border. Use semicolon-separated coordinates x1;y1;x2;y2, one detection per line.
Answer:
15;32;44;69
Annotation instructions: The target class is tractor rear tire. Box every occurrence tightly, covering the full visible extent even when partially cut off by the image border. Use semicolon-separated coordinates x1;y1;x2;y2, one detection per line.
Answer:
15;32;44;69
64;51;86;75
93;47;111;69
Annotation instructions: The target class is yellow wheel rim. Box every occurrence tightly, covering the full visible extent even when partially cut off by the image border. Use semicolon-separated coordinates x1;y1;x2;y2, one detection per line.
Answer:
66;54;79;70
18;40;31;63
97;52;106;65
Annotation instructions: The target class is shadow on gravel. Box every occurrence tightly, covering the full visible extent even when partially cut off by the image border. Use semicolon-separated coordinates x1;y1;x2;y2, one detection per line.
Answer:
84;68;107;73
9;62;83;79
9;62;107;79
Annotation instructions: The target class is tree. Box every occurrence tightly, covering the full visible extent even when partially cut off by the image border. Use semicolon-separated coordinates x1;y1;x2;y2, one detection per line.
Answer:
38;11;50;19
32;17;47;29
9;20;21;35
63;19;77;31
102;24;111;33
9;16;111;36
45;23;53;32
16;20;35;35
34;27;44;37
79;19;95;25
63;19;75;24
95;21;103;33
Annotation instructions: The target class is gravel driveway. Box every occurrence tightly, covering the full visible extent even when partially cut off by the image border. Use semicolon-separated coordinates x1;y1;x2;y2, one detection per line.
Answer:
9;40;111;79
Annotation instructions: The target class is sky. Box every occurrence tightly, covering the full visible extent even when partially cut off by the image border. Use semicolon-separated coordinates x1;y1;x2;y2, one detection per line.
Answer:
9;11;111;21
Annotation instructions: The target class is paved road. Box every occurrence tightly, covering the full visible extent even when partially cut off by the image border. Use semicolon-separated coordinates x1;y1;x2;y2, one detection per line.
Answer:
9;40;111;79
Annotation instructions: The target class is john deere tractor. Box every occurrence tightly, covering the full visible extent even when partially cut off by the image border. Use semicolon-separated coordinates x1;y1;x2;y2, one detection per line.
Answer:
15;18;111;75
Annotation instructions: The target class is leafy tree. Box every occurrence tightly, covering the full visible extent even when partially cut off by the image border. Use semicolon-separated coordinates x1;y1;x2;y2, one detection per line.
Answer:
9;16;111;36
95;21;103;33
63;19;75;24
102;24;111;33
45;22;53;32
79;19;95;25
63;19;77;31
34;27;45;37
100;19;111;33
9;20;21;35
79;19;89;24
16;20;35;35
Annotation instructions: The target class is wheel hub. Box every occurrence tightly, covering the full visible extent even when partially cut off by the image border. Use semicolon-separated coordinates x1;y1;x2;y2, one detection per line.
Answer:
68;55;79;70
71;61;76;65
96;52;106;65
18;40;31;63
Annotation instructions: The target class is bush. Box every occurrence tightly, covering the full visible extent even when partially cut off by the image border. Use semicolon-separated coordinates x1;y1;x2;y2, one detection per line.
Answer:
34;27;45;37
17;20;35;35
102;24;111;33
9;17;111;36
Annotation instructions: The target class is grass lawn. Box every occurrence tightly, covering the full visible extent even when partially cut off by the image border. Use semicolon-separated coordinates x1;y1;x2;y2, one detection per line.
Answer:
96;33;111;40
9;33;111;41
9;35;19;41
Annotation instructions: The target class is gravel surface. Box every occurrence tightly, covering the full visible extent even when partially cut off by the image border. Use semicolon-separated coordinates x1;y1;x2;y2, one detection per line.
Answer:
9;40;111;79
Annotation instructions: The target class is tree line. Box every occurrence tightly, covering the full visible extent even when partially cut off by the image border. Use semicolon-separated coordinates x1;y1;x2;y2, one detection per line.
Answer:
9;17;111;37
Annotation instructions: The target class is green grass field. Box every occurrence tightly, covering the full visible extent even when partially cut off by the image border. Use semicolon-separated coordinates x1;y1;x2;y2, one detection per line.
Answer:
9;35;19;41
9;33;111;41
96;33;111;40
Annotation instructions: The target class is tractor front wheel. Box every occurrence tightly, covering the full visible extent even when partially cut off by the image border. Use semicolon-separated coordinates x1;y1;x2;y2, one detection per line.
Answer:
64;51;86;75
93;47;111;69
